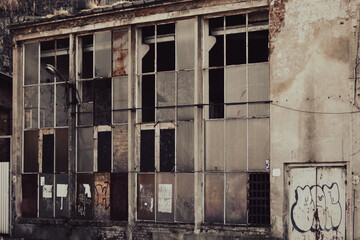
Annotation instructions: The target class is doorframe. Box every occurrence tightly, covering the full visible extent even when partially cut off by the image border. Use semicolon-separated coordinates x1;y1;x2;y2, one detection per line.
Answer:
283;162;352;240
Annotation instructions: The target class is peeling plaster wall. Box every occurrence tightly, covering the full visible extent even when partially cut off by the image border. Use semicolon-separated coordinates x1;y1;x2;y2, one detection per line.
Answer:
269;0;359;238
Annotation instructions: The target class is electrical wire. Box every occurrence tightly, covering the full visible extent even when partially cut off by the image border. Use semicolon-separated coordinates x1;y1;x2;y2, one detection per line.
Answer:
271;102;360;115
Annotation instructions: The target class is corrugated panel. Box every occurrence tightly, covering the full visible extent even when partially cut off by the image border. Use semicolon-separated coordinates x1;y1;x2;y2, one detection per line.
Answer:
0;162;9;234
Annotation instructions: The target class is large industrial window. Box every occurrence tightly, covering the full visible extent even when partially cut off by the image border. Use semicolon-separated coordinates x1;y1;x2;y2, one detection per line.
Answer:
204;11;270;226
76;29;129;221
137;20;195;123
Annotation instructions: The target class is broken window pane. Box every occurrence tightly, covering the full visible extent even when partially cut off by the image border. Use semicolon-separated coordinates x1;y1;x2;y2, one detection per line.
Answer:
248;62;269;116
56;84;68;126
157;41;175;72
113;125;128;172
42;134;54;174
95;31;112;78
226;173;247;224
76;173;94;219
80;35;93;79
205;120;224;171
113;30;129;77
39;174;54;218
225;119;247;171
110;173;128;220
226;65;247;118
24;130;39;172
56;38;70;82
176;20;195;70
209;17;224;30
248;30;268;63
98;131;111;172
142;75;155;122
248;118;269;170
140;130;155;172
141;26;155;74
248;172;270;225
55;128;68;173
175;173;194;222
40;40;55;84
0;138;10;162
248;11;269;26
78;81;93;126
205;173;224;223
157;72;175;122
209;35;224;67
176;121;194;172
113;76;128;124
156;173;174;222
137;174;155;220
94;79;111;126
226;14;246;27
209;69;224;119
160;129;175;172
40;85;54;128
177;70;194;121
24;86;38;129
55;174;69;218
21;174;37;217
25;43;39;85
226;33;246;65
77;127;93;172
94;172;110;219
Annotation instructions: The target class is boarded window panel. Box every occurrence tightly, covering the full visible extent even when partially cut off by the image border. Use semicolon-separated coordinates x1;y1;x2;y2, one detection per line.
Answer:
137;174;154;220
80;35;94;79
226;65;247;118
21;174;37;217
205;120;224;171
56;84;68;127
226;33;246;66
157;72;175;122
40;85;54;128
226;173;247;224
76;173;93;219
111;173;128;220
225;119;246;171
77;127;93;172
95;31;112;78
24;86;38;129
39;174;54;218
176;20;195;70
56;128;68;173
98;131;111;172
177;70;194;121
113;76;128;124
25;43;39;85
142;75;155;122
94;172;110;220
94;79;111;126
55;174;69;218
160;129;175;172
205;173;224;223
209;69;224;119
24;130;39;172
209;35;224;67
248;62;269;116
175;173;194;222
113;30;129;77
140;130;155;172
156;173;174;222
42;134;54;174
248;118;269;170
113;125;128;172
0;138;10;162
248;30;268;64
78;81;93;126
176;121;194;172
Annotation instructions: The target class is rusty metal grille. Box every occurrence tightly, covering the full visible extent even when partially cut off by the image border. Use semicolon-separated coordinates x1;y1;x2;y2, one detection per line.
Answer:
248;172;270;225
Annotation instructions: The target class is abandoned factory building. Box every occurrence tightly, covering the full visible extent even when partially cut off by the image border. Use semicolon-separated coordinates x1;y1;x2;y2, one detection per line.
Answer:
7;0;360;239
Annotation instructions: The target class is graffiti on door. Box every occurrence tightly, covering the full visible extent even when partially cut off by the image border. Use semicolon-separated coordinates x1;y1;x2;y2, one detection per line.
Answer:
291;183;342;232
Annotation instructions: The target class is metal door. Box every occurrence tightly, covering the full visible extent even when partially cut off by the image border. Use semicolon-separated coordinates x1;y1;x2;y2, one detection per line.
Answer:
0;137;10;235
288;166;345;239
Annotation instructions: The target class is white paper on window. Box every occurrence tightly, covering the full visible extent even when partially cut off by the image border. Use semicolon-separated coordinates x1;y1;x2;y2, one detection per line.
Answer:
57;184;68;198
43;185;53;198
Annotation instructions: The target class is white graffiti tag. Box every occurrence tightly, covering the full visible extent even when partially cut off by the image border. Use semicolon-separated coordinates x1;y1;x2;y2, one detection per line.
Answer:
291;183;342;232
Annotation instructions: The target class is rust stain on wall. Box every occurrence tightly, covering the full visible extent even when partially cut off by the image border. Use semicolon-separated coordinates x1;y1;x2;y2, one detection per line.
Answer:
113;30;129;77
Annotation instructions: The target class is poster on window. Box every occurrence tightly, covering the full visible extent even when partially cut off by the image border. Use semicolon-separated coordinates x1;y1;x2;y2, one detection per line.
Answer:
158;184;172;213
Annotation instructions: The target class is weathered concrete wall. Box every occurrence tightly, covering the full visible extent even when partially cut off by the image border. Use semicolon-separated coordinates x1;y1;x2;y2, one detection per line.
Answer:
270;0;359;238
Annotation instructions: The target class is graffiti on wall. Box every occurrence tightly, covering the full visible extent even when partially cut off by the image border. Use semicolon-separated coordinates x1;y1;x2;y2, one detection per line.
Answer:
95;181;110;210
291;183;342;232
